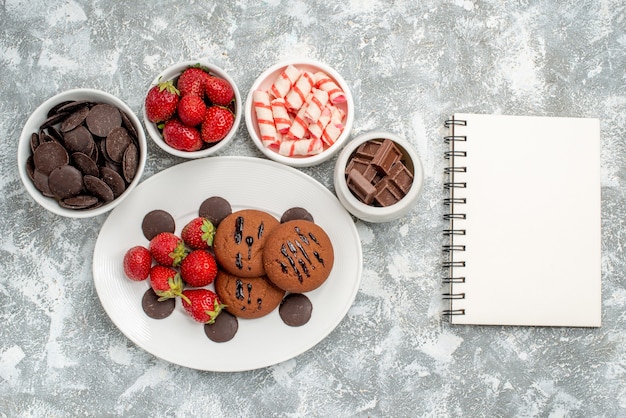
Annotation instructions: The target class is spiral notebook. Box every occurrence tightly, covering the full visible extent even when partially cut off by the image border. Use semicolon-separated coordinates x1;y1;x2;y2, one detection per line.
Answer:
443;113;601;327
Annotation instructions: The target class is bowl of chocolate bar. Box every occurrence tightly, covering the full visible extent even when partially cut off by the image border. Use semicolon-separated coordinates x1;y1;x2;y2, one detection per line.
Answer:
245;59;354;167
333;131;423;223
18;88;147;218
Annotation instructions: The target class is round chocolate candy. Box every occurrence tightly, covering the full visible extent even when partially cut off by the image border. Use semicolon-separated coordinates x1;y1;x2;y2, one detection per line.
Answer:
279;293;313;327
84;175;114;202
280;207;314;223
100;166;126;198
141;209;175;240
85;103;122;137
33;141;69;175
198;196;232;227
142;288;176;319
204;311;238;342
48;165;84;200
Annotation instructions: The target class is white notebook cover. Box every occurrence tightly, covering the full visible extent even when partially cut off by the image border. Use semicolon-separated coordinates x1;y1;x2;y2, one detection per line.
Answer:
444;113;601;327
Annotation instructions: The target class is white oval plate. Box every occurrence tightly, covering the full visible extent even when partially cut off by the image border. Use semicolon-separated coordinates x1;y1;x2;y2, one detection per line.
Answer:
93;156;362;372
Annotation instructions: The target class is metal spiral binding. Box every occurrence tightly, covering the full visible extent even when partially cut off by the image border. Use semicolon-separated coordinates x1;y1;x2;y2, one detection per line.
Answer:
442;117;467;318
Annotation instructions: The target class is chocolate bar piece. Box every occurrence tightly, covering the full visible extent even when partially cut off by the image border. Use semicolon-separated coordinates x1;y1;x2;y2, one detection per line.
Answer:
346;169;377;204
346;157;378;182
371;139;402;176
354;139;383;160
388;161;414;194
373;177;404;207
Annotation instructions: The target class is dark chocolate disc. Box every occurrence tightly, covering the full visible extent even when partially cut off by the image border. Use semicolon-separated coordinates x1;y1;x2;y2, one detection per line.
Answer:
32;141;69;175
71;152;99;177
86;103;121;137
120;110;138;140
47;126;64;143
142;288;176;319
90;139;100;162
60;106;90;132
104;160;122;173
280;207;314;223
47;100;74;117
84;175;114;202
122;142;138;183
25;156;35;181
56;100;92;114
100;166;126;198
40;112;69;129
204;311;238;342
141;209;175;240
198;196;232;226
105;126;132;163
279;293;313;327
33;169;53;197
99;137;111;161
30;132;40;153
63;125;94;154
48;165;84;200
40;132;56;143
59;195;99;209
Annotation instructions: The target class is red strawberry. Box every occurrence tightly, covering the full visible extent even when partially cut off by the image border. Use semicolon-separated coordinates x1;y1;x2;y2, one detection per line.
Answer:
180;250;218;287
201;106;235;143
123;246;152;281
145;79;180;123
181;217;215;250
205;75;234;106
149;265;184;300
177;95;207;127
177;67;209;98
162;119;203;152
181;288;224;323
149;232;187;267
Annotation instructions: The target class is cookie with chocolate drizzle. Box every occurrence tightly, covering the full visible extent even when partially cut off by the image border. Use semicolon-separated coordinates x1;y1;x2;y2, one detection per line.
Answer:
262;220;334;292
213;209;279;278
214;270;285;319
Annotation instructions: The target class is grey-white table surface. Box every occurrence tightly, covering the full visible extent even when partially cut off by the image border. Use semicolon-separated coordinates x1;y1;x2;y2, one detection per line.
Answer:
1;1;624;417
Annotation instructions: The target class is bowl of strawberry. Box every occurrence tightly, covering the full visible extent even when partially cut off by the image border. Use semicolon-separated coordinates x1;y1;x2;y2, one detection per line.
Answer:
143;61;242;159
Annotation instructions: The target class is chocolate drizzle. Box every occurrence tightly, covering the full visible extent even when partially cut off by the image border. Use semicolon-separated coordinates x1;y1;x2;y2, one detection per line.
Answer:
276;225;325;283
234;216;244;244
234;279;259;307
281;243;302;282
295;240;312;265
313;251;325;266
309;232;320;245
235;253;243;269
235;217;265;268
294;227;309;244
235;279;244;300
246;235;253;260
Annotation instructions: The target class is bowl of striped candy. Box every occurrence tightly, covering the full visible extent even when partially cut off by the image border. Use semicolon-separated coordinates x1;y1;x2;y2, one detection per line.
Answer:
245;59;354;168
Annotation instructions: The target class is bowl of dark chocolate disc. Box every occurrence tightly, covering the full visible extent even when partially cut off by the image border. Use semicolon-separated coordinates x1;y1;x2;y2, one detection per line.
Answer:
18;88;147;218
333;131;423;223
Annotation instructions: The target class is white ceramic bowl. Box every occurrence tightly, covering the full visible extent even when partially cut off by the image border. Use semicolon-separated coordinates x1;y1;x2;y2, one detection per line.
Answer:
17;88;147;218
143;60;242;159
333;131;424;223
245;59;354;167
